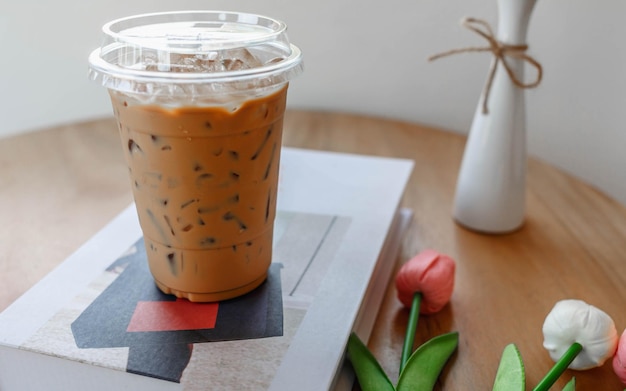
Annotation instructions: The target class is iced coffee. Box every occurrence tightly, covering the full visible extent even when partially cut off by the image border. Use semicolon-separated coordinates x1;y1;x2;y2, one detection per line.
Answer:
88;11;303;301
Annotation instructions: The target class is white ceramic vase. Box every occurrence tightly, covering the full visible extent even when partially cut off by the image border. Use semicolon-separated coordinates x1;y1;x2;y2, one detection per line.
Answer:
452;0;538;234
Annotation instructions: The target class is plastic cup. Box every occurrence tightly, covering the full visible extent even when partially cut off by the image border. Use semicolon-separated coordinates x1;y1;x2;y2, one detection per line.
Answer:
88;11;303;302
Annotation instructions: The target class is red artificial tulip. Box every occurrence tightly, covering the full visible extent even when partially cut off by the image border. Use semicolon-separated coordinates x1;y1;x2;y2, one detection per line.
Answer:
613;329;626;384
395;249;456;314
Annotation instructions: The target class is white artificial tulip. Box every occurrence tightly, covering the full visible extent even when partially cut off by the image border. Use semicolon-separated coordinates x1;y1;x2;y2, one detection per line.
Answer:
542;299;618;370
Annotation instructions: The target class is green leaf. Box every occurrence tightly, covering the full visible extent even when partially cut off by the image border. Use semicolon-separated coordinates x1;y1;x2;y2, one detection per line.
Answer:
347;332;395;391
562;377;575;391
492;344;525;391
396;332;459;391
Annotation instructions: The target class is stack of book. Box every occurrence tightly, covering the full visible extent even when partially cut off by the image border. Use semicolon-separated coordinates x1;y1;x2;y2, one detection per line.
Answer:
0;147;414;391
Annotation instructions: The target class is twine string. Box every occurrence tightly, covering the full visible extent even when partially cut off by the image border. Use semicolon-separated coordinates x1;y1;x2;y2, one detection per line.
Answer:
429;17;543;114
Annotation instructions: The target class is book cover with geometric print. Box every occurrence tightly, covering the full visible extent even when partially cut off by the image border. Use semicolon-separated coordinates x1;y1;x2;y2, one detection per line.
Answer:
0;148;413;391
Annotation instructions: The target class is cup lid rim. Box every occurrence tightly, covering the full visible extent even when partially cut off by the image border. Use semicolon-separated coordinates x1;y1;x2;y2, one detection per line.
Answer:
87;10;304;92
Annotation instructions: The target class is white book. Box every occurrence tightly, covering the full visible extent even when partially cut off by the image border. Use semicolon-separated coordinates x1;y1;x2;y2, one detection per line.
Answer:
0;147;414;391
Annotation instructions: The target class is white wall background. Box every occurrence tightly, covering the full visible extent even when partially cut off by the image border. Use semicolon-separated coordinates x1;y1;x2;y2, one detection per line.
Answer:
2;1;626;206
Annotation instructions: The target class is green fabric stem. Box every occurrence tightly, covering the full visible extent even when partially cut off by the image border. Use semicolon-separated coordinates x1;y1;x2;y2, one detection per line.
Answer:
533;342;583;391
400;292;422;374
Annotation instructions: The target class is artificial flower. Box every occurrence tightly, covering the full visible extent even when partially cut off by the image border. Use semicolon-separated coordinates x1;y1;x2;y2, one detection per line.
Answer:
395;249;455;314
348;249;458;391
542;299;618;370
612;328;626;384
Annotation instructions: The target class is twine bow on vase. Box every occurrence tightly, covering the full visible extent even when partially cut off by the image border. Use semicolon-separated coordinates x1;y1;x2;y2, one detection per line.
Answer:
430;0;542;234
430;17;542;115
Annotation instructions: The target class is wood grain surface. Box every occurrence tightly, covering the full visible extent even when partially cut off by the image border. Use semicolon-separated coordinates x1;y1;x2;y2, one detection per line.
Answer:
2;109;625;390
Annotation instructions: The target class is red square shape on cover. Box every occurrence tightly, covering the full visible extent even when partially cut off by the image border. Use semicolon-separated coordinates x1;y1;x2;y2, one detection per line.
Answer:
127;299;219;332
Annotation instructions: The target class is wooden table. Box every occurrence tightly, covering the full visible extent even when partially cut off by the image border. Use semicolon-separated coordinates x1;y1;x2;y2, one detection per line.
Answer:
2;110;626;390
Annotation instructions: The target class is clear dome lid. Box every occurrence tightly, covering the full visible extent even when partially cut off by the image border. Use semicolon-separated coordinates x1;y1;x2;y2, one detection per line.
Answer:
88;11;303;96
